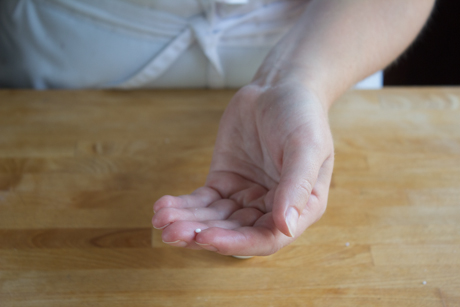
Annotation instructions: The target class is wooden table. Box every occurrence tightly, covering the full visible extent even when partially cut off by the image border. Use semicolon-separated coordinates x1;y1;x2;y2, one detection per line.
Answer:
0;88;459;306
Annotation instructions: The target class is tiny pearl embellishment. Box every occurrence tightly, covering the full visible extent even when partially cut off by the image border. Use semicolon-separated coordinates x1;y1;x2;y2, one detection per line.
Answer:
195;229;202;233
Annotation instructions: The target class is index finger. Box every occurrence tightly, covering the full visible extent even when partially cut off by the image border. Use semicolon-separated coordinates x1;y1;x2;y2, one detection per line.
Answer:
194;213;295;256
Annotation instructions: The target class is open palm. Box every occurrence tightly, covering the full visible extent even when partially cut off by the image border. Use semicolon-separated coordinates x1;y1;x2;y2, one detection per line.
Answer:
152;83;334;256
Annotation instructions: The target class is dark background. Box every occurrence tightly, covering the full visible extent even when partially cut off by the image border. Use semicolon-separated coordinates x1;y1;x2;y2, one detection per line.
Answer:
384;0;460;86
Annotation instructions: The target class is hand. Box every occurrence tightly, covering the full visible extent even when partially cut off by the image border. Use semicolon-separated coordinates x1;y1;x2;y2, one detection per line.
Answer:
152;82;334;256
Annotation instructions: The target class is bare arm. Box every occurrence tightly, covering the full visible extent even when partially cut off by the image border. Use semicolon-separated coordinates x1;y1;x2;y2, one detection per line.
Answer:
254;0;435;106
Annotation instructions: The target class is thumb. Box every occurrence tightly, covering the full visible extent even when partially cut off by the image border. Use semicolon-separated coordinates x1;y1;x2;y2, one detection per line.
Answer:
273;142;328;237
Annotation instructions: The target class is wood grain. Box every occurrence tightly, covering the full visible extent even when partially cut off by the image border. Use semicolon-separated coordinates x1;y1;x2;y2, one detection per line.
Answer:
1;88;459;306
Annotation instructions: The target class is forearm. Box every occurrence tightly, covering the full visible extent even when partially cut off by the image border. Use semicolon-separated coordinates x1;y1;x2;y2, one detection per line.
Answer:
253;0;435;108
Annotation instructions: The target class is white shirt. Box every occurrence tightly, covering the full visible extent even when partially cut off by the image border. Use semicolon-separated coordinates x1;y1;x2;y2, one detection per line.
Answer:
0;0;382;89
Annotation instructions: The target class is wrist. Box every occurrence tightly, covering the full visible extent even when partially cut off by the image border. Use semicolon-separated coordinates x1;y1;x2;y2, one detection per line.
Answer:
251;65;334;112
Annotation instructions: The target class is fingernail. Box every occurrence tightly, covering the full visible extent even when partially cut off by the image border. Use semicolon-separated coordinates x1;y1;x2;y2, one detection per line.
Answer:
232;255;254;259
162;239;187;247
153;223;170;230
195;242;218;252
285;207;299;237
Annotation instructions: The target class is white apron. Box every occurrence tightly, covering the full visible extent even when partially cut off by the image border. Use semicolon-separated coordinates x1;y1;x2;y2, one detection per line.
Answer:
0;0;382;89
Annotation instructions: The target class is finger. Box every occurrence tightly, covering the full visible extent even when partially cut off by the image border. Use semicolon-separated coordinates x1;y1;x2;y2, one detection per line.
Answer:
227;207;265;226
305;154;334;224
246;187;276;213
160;208;264;248
152;199;241;229
206;171;262;199
160;220;207;249
153;187;221;213
194;213;291;256
272;138;332;237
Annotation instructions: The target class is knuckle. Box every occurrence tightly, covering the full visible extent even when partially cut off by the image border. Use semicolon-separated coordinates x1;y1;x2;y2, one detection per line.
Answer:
161;208;177;222
234;85;260;101
297;177;314;196
309;134;324;147
269;245;282;256
161;221;189;243
153;207;177;227
154;195;175;211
